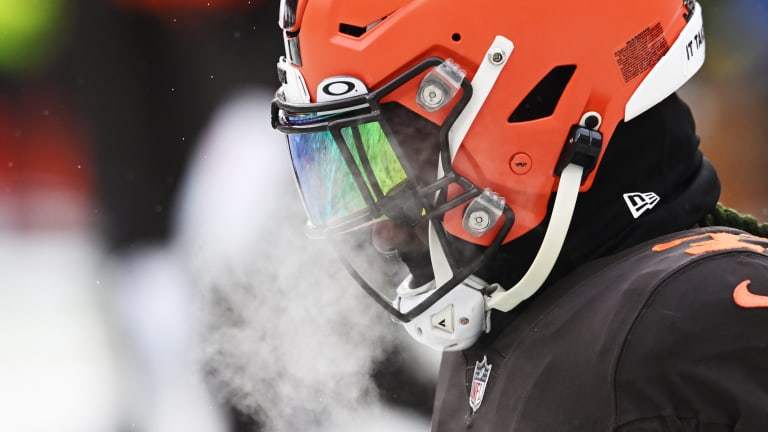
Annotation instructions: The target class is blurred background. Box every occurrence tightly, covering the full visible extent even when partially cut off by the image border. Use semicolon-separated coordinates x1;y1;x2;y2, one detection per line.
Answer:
0;1;765;431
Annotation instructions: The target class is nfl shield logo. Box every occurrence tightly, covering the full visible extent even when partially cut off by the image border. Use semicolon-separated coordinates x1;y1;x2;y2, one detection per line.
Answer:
469;355;492;413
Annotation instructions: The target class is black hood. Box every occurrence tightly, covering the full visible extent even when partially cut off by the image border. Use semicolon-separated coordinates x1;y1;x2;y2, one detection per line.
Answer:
474;93;721;288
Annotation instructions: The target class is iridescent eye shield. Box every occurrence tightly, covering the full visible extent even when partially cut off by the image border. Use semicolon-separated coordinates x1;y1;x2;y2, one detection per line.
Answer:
284;119;413;229
272;58;478;233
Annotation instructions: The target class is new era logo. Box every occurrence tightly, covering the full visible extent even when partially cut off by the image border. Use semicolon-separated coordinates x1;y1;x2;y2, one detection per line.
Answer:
623;192;660;218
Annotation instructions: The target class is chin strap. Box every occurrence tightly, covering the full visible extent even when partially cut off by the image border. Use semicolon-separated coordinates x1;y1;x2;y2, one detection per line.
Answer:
425;162;582;314
486;162;583;311
413;34;587;339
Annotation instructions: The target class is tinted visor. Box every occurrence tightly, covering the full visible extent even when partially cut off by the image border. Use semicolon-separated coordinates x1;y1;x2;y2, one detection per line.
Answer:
288;120;409;229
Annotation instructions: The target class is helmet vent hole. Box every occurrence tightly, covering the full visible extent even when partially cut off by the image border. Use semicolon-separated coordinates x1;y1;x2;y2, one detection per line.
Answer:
451;33;461;42
339;17;387;38
339;23;368;37
508;65;576;123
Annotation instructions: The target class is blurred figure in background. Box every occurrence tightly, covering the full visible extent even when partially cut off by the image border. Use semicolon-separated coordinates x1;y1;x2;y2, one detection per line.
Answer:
54;1;283;431
1;0;284;431
0;0;89;228
0;1;118;431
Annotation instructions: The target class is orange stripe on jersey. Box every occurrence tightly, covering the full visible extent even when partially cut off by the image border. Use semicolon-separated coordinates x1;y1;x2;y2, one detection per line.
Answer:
652;232;767;255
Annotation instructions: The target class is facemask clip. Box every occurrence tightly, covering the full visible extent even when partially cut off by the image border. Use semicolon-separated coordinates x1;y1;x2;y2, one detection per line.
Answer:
416;59;465;112
462;189;505;237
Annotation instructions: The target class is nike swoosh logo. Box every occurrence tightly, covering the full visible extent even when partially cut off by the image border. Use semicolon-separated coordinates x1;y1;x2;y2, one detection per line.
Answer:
733;280;768;308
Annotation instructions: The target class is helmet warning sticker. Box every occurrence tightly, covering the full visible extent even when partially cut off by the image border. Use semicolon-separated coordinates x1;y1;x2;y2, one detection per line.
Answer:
614;23;670;83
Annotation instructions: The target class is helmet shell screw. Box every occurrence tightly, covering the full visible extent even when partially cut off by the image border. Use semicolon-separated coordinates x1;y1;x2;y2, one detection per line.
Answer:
488;48;506;65
419;83;445;108
468;210;490;231
416;59;465;112
462;189;505;237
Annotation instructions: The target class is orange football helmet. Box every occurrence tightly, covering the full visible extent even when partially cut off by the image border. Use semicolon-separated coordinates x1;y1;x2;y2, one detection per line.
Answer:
272;0;705;350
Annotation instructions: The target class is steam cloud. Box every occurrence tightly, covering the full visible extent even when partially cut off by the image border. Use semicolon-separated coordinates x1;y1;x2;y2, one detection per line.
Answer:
200;222;401;431
176;90;427;432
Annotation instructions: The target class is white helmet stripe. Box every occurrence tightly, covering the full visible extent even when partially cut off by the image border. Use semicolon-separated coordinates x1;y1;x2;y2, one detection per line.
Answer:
448;35;515;161
624;2;705;121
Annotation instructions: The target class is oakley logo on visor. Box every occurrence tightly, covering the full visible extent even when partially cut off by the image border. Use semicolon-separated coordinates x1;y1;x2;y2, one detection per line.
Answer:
317;76;368;102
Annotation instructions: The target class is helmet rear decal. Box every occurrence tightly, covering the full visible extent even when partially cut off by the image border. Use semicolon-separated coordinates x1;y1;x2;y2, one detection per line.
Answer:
625;2;705;120
614;23;670;84
683;0;696;22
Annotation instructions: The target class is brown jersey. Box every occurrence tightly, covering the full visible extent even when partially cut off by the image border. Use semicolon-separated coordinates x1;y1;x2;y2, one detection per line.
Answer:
432;227;768;431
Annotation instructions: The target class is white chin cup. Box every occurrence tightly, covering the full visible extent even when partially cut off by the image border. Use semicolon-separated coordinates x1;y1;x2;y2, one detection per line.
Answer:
395;274;488;352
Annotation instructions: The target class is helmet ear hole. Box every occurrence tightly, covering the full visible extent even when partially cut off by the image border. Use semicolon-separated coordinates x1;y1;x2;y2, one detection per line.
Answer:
508;65;576;123
579;111;602;130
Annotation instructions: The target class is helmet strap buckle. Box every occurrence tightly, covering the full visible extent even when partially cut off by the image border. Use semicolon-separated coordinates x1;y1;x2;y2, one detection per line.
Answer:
555;123;603;182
